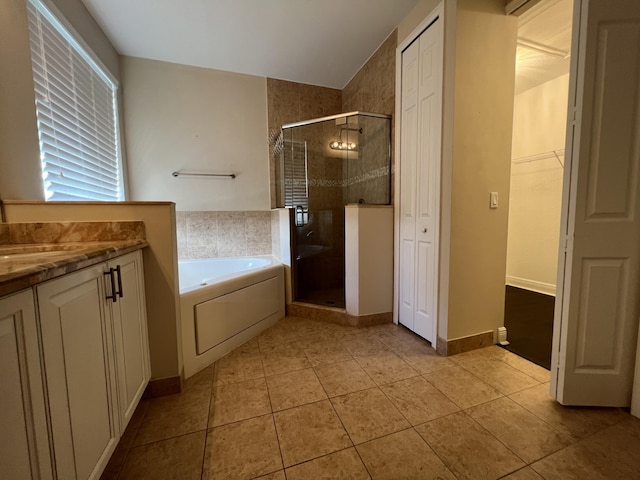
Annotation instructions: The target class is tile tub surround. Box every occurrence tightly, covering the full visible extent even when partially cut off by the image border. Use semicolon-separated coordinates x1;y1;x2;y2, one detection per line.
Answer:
100;317;639;480
176;211;272;259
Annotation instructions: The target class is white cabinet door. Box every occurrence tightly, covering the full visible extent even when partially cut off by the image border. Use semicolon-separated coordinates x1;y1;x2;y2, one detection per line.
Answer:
37;265;119;480
107;251;150;431
552;0;640;406
0;290;52;480
399;9;444;343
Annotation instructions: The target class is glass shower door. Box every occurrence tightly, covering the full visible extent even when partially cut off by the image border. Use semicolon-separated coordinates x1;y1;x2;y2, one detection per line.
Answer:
279;112;391;310
284;119;346;308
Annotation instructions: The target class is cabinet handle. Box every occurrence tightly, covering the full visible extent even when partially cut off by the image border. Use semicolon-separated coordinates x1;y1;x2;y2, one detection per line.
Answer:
104;268;117;303
115;265;123;299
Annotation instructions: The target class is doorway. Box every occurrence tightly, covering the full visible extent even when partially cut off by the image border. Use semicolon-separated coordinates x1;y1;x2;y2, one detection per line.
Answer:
504;0;574;369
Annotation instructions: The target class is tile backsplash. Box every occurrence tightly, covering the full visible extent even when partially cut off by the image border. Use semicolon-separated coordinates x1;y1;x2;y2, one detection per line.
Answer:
177;211;272;259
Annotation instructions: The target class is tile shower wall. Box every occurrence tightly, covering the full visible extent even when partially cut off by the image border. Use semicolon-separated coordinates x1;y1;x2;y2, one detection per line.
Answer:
176;211;272;259
342;30;397;118
343;30;397;202
266;79;342;209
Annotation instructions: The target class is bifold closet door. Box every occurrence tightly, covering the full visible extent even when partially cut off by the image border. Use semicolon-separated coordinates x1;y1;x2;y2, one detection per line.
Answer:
399;16;443;343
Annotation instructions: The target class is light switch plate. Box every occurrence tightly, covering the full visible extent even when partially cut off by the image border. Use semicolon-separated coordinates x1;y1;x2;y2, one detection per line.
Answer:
490;191;498;209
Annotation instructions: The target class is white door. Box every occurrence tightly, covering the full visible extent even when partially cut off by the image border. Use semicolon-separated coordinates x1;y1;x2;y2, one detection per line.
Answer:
552;0;640;406
399;12;443;342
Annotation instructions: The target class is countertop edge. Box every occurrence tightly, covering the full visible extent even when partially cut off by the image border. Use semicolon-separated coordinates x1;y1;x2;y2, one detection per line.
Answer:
0;240;148;298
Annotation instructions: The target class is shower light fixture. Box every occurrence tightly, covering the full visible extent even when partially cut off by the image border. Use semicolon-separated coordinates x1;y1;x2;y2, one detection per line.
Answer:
330;126;360;151
330;140;357;151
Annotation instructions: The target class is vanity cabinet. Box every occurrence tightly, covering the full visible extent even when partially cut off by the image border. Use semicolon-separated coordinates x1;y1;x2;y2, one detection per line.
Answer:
37;249;149;480
107;252;150;431
0;290;53;480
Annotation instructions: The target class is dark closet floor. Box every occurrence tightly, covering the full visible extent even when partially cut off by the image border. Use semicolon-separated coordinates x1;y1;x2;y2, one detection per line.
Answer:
502;285;555;370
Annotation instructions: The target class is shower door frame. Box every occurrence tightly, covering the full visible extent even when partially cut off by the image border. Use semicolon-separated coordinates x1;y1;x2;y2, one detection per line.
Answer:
281;112;392;309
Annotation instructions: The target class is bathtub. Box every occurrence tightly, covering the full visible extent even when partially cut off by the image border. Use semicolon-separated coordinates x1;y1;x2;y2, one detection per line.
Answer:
180;256;285;379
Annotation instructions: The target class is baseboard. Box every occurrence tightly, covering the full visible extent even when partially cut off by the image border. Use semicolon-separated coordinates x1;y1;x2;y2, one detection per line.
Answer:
436;330;495;356
506;276;556;296
287;302;392;327
144;376;183;398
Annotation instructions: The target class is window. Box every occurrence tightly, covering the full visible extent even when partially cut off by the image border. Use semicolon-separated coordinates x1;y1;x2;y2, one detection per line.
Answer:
26;0;124;201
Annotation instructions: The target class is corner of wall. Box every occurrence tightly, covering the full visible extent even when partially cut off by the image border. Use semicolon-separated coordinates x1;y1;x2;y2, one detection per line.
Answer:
446;0;517;341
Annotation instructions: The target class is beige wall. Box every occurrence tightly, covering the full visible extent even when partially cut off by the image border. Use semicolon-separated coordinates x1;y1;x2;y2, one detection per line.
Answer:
0;0;120;202
506;73;569;294
121;57;271;212
447;0;517;340
3;201;182;381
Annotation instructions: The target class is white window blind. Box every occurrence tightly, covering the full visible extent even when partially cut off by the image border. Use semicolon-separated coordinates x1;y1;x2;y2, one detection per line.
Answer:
26;0;124;201
283;139;308;208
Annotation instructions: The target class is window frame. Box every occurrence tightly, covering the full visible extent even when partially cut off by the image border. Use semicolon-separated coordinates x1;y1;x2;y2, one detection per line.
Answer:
27;0;127;202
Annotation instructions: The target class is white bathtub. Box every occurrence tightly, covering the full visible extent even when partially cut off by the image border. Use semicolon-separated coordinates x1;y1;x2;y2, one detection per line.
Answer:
179;256;285;379
179;257;274;294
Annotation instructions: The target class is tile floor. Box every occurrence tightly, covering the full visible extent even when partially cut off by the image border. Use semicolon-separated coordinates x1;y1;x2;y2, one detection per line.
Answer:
102;317;640;480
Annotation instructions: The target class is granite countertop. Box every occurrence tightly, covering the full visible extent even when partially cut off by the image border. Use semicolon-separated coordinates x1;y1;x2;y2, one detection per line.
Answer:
0;221;148;298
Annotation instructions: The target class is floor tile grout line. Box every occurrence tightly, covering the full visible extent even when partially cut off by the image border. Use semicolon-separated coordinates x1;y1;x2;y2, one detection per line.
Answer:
113;400;150;478
505;389;589;443
282;445;370;474
453;355;542;397
129;427;210;449
462;408;533;468
419;369;506;411
523;415;640;479
495;465;539;479
204;366;215;430
462;350;548;385
408;424;462;480
258;337;288;474
311;360;373;477
374;375;420;427
198;427;209;480
417;410;530;478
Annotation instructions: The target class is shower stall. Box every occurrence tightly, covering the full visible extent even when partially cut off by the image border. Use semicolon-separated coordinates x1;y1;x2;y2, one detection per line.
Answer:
276;112;391;309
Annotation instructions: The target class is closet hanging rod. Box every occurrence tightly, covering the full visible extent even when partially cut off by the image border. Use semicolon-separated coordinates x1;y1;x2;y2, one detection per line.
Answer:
512;149;565;167
172;171;236;179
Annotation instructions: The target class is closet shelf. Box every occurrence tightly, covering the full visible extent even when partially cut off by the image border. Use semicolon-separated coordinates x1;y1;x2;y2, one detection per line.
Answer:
512;149;565;168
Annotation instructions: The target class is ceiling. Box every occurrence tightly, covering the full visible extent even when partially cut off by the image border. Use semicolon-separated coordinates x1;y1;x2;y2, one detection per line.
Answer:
80;0;572;94
515;0;574;94
80;0;420;89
